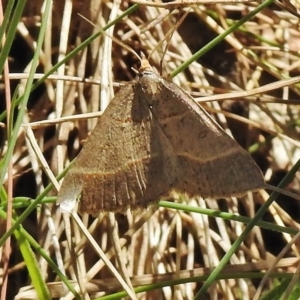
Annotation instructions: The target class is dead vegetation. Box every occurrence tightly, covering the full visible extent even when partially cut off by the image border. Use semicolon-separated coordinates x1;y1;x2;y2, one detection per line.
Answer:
1;0;300;299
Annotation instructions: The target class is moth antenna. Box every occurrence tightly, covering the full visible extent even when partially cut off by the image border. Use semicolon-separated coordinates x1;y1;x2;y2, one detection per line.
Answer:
159;9;190;75
78;13;142;61
144;9;189;76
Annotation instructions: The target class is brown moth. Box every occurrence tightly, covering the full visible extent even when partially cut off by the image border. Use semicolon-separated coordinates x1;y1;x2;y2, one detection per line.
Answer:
57;58;265;214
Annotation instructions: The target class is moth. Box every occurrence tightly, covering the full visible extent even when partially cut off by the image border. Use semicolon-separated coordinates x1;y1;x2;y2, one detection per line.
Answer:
57;57;265;214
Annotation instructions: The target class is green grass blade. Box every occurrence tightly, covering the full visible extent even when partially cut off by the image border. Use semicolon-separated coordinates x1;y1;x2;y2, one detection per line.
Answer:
194;158;300;299
14;227;51;300
171;0;275;77
0;0;26;75
0;0;50;187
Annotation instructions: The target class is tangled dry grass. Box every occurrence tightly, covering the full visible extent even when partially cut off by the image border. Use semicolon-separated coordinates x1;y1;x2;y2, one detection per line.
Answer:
1;0;300;299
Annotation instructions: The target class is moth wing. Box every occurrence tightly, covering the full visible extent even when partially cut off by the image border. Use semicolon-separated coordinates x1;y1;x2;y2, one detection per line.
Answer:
150;76;265;198
57;81;179;213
